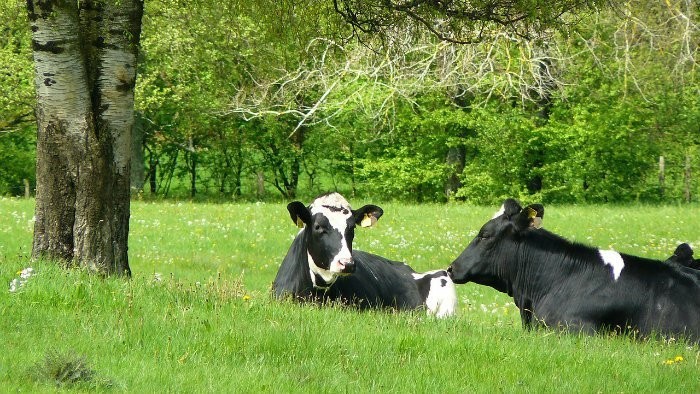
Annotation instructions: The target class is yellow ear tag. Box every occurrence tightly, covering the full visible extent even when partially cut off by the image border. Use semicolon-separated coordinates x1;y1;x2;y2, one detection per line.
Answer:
296;217;305;228
526;207;537;219
360;214;377;228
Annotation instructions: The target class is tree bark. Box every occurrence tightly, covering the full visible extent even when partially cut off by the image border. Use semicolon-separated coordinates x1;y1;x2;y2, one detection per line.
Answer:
131;113;145;193
445;145;465;198
27;0;143;276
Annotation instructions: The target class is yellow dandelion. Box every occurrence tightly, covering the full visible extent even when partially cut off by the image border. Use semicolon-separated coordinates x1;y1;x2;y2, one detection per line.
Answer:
674;356;684;362
243;294;251;301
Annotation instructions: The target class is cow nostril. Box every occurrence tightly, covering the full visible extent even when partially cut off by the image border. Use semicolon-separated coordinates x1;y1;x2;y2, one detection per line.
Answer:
343;260;356;273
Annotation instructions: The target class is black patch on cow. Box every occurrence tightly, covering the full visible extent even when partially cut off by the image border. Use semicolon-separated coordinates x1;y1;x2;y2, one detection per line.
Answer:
306;214;342;270
440;278;447;287
313;272;332;289
413;271;447;301
322;205;348;215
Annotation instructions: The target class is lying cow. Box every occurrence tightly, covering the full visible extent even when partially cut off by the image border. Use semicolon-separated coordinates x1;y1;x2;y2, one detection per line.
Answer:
273;192;456;317
447;198;700;340
666;243;700;270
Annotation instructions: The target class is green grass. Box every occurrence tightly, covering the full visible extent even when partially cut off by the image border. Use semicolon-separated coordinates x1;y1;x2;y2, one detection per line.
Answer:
1;198;700;392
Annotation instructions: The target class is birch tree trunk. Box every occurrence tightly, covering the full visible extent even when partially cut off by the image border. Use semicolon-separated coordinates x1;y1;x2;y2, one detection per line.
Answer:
27;0;143;276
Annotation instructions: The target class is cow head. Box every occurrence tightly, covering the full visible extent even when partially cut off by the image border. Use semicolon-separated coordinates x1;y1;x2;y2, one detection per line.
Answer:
287;193;383;287
667;243;695;267
447;198;544;285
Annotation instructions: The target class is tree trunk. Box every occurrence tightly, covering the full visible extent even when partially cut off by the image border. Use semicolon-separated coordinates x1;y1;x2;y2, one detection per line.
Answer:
256;170;265;198
131;113;145;193
188;136;197;198
287;127;304;199
148;151;158;194
27;0;143;276
445;145;465;198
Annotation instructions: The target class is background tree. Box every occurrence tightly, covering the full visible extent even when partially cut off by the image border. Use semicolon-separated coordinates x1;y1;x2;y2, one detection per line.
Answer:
26;0;143;275
333;0;612;44
6;0;696;211
0;2;35;196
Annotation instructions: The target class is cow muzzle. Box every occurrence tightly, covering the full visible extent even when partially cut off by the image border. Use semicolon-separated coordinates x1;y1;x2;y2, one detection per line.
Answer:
337;258;356;274
446;264;468;284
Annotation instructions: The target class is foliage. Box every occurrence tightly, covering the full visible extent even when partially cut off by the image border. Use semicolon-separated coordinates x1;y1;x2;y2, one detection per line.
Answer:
333;0;612;44
31;350;115;389
0;1;35;196
2;199;700;391
0;0;698;203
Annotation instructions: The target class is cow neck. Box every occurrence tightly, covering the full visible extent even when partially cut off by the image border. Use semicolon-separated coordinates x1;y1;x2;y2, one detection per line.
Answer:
513;229;596;303
511;231;563;304
306;250;340;288
309;268;333;290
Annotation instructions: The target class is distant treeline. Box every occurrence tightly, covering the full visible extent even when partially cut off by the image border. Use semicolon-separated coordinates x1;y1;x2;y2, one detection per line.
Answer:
1;1;698;203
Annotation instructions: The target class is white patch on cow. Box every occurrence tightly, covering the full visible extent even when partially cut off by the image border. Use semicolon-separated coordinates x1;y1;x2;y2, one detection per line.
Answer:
413;271;457;318
307;259;337;287
491;204;506;219
308;193;354;279
599;249;625;281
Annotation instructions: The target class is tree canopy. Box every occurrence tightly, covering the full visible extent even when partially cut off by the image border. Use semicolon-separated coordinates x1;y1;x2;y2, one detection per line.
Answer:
2;0;698;204
333;0;612;43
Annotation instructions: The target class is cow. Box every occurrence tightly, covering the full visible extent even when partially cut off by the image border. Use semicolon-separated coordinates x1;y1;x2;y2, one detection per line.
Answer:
666;243;700;270
273;192;456;317
447;198;700;341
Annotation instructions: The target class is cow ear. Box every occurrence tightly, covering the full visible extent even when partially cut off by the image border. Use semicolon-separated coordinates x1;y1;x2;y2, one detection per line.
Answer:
353;205;384;228
524;204;544;229
512;202;544;230
287;201;311;228
502;198;522;219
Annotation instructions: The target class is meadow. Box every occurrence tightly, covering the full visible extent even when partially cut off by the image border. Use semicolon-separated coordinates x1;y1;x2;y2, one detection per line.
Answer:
1;197;699;392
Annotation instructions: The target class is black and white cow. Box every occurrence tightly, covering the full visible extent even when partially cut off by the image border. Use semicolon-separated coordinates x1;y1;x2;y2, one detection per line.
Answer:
666;243;700;270
447;198;700;340
273;192;456;317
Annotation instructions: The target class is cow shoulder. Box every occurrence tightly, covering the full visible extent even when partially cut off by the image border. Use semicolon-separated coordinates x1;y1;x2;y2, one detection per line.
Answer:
273;231;314;299
331;250;423;308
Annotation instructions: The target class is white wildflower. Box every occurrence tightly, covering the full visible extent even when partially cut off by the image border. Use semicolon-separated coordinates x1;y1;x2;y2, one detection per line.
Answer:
8;267;35;293
20;267;34;279
9;278;21;293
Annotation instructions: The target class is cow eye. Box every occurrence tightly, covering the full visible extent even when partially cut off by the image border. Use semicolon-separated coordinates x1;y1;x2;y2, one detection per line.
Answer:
314;223;325;233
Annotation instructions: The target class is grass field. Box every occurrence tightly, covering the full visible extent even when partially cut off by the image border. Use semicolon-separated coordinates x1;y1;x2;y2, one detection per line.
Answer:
1;197;699;392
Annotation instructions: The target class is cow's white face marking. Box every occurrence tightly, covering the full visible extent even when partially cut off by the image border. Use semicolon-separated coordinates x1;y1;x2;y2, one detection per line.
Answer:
599;249;624;281
412;270;457;318
307;193;354;287
491;204;506;219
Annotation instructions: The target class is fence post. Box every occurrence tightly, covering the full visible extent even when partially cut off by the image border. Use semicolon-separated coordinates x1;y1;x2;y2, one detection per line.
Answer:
684;154;692;203
23;179;30;198
658;156;665;199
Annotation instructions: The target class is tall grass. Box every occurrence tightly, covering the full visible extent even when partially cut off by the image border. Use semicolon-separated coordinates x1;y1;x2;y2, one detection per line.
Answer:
1;197;699;392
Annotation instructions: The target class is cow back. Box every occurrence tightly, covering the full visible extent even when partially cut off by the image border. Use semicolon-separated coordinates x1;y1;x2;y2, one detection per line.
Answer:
273;231;316;300
326;250;424;310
